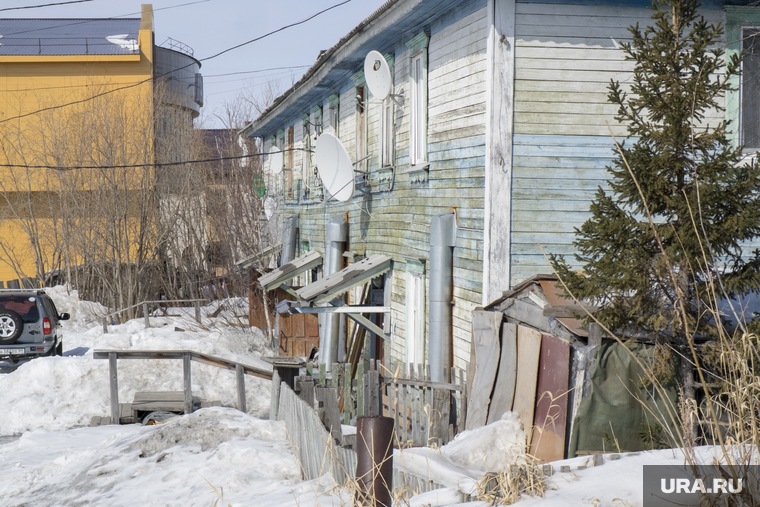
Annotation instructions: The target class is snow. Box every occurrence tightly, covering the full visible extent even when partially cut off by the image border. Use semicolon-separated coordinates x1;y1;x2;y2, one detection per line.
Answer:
0;286;748;506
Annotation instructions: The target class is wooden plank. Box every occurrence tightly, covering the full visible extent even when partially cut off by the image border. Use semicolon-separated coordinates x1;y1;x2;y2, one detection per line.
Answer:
364;370;381;416
529;334;570;463
109;352;119;425
465;309;502;430
484;0;516;302
513;325;542;446
487;322;518;425
429;388;451;447
236;364;246;413
270;369;281;420
316;387;342;443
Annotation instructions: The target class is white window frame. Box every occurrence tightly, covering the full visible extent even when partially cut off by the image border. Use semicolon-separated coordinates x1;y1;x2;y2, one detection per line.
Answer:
381;96;394;167
409;47;428;167
405;266;424;365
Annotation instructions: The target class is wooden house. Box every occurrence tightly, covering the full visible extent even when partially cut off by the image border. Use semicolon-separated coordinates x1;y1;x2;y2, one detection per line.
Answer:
242;0;758;376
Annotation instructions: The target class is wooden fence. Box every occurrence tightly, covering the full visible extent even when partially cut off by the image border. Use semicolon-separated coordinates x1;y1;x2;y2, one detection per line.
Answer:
274;375;356;484
273;373;454;498
282;360;467;448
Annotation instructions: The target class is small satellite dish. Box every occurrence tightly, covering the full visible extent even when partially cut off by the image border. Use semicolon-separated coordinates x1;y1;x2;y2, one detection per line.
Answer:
364;50;392;100
264;196;276;220
315;133;354;202
268;147;283;174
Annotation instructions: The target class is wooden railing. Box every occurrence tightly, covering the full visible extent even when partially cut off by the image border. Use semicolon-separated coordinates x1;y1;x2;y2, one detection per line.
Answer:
100;299;207;333
93;349;272;424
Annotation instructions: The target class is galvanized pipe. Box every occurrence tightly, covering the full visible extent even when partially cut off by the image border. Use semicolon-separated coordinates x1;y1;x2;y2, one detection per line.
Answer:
428;211;457;383
320;214;347;370
355;415;394;507
280;215;299;267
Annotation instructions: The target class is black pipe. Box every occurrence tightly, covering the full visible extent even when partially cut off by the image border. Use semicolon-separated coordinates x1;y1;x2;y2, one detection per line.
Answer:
355;415;394;507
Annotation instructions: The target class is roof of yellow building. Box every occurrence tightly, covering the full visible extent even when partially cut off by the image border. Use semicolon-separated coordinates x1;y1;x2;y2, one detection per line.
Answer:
0;18;141;56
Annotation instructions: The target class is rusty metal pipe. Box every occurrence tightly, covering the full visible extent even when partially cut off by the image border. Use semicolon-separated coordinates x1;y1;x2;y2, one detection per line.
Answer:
355;415;394;507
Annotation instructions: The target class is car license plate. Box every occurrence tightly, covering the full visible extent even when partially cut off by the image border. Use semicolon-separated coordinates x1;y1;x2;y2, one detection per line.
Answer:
7;349;24;355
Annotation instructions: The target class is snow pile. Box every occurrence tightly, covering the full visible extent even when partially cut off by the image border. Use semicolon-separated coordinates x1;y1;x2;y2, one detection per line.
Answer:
440;411;527;473
0;408;302;507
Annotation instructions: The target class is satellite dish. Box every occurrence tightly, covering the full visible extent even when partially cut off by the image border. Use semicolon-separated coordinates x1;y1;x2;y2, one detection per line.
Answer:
315;133;355;202
268;147;283;174
264;196;276;220
364;50;392;100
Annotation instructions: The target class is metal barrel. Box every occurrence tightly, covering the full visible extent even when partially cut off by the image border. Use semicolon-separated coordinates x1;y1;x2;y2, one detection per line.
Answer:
355;415;394;507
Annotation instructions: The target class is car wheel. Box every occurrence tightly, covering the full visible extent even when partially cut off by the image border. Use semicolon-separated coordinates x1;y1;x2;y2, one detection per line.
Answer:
0;310;23;344
55;340;63;356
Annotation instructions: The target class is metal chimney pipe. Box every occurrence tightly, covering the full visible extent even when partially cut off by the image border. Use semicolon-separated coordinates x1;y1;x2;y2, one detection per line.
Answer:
321;214;347;370
280;215;299;267
428;211;457;383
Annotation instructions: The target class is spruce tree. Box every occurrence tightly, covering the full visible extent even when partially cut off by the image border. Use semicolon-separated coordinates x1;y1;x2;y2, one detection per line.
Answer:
550;0;760;345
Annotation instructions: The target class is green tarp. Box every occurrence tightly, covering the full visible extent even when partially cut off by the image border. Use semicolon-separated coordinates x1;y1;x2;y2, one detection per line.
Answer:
569;341;680;456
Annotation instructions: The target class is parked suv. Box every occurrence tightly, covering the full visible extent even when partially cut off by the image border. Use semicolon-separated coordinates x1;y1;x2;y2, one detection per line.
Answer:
0;290;69;363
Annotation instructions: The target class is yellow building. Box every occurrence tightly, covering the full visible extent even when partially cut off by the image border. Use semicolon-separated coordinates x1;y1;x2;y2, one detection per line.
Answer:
0;5;202;288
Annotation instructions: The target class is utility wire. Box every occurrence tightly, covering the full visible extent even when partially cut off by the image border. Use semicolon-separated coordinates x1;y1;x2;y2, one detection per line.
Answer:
0;148;308;171
2;65;311;93
0;0;352;125
0;0;95;12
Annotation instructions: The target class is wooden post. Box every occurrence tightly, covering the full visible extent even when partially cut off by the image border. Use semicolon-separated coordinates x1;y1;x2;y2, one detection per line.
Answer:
589;323;602;347
183;352;193;414
344;362;351;424
102;317;108;334
364;370;381;416
270;369;281;420
143;302;150;328
194;301;202;324
315;387;342;443
429;388;451;446
357;361;365;417
109;352;119;424
298;377;315;408
236;363;246;413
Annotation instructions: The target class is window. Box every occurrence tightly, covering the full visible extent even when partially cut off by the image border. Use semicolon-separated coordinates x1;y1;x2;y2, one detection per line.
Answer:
743;28;760;149
327;94;340;137
405;261;425;365
310;105;323;194
286;126;294;199
382;97;394;167
356;84;367;174
406;32;429;166
726;8;760;149
302;115;311;198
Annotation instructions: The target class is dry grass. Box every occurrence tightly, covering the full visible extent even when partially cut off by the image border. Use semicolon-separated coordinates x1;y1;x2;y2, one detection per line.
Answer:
474;462;548;505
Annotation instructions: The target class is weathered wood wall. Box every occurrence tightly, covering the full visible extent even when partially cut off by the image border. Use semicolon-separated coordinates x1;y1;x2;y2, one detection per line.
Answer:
263;1;489;372
510;1;725;286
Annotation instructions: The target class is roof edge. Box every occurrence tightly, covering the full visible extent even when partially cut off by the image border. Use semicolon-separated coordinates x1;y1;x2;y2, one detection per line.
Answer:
241;0;404;139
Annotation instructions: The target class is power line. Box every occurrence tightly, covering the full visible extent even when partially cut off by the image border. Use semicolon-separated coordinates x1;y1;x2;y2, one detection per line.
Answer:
0;0;95;12
0;0;352;125
1;65;310;93
0;148;307;171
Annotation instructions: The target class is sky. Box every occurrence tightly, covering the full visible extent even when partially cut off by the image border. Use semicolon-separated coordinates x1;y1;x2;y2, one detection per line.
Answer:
1;0;389;128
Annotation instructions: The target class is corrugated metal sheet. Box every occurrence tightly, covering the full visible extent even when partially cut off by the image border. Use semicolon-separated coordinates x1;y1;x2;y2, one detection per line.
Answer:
0;19;141;56
258;250;322;291
296;254;391;305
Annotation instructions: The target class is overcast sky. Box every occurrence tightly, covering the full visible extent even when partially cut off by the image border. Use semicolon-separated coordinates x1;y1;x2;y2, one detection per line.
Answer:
2;0;388;128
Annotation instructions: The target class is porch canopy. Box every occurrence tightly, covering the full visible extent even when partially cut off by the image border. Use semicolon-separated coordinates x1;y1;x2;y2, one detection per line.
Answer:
236;243;282;272
295;254;391;305
257;250;323;291
279;254;392;340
